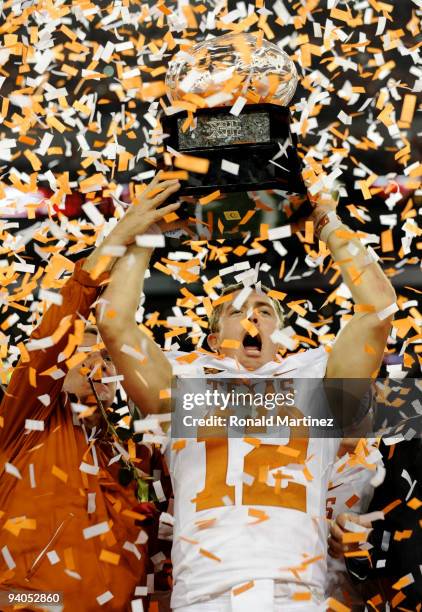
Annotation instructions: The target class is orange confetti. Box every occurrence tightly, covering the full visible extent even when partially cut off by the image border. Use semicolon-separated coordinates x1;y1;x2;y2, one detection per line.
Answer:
17;341;30;363
199;190;221;205
391;591;406;608
174;154;210;174
407;497;422;510
277;445;300;458
160;171;188;180
326;598;351;612
292;592;312;601
221;339;241;349
345;494;360;508
383;499;402;514
51;465;68;483
392;574;413;590
239;209;256;226
399;94;417;127
364;343;376;355
342;531;368;544
232;581;254;596
354;304;376;313
267;289;287;300
199;548;221;562
176;352;199;364
29;367;37;388
240;319;259;337
248;508;269;524
172;439;187;452
393;529;412;541
381;229;394;252
65;352;86;371
287;301;307;317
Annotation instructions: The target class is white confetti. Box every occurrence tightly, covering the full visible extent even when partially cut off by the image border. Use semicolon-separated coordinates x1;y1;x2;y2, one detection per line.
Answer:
29;464;36;488
338;111;352;124
37;394;51;406
101;245;127;257
230;96;247;117
268;225;292;240
221;159;240;175
83;521;110;539
1;546;16;569
101;374;124;383
25;419;45;431
82;202;106;226
273;0;292;24
64;569;82;580
376;302;399;321
232;286;252;311
151;551;166;566
131;600;144;612
5;463;22;479
87;492;96;514
206;91;233;107
179;69;202;93
123;541;142;560
97;592;114;606
47;550;60;565
79;462;100;475
381;531;391;551
135;234;165;248
38;289;63;306
26;337;54;351
134;586;148;597
37;133;54;156
133;417;161;433
120;344;146;361
152;480;166;502
242;472;255;486
270;329;297;351
14;262;35;273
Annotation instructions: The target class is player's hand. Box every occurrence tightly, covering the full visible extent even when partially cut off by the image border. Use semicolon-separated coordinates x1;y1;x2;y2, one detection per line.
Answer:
328;512;373;559
110;171;181;245
290;173;339;234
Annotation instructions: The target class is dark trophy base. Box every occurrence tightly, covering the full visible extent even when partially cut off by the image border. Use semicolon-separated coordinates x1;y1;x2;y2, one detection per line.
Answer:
159;103;313;238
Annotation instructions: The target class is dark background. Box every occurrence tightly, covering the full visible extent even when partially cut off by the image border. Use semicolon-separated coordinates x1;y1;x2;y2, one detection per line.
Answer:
0;0;420;371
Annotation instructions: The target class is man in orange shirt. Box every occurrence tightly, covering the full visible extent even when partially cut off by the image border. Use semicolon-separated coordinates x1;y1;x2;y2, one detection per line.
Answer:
0;174;180;611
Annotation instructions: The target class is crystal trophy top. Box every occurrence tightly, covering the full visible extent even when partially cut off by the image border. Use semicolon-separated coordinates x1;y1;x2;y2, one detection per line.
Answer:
166;32;298;107
159;33;311;238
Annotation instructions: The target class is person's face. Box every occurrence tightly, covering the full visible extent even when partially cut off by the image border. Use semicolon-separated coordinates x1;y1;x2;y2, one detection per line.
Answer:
63;333;117;408
207;291;281;370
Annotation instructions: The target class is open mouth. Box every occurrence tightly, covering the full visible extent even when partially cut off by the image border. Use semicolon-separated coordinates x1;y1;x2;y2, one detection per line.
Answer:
242;332;262;355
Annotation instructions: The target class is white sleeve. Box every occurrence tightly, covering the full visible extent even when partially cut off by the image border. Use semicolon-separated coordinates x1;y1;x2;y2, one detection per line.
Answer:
295;345;330;378
164;350;187;375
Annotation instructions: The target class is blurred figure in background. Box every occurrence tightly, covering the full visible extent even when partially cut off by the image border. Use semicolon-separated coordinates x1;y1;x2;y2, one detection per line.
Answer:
0;174;180;611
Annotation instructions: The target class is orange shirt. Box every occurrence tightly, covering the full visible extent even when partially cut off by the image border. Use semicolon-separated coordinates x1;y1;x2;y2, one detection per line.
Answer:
0;261;149;611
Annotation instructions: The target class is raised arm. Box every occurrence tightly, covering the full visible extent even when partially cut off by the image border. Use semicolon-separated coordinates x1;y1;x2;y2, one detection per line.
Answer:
311;193;396;379
96;245;172;415
95;172;181;414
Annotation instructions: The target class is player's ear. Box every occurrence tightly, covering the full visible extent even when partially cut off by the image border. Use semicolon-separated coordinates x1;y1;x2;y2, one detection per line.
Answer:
207;333;219;352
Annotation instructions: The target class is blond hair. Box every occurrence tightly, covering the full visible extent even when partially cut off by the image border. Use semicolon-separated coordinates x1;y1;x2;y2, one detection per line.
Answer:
208;283;285;333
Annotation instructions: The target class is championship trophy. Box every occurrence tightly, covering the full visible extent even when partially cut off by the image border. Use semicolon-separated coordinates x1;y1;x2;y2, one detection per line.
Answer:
160;32;312;238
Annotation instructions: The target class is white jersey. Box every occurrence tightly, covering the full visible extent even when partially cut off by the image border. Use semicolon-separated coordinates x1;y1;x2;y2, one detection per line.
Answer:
166;347;340;609
326;441;383;605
